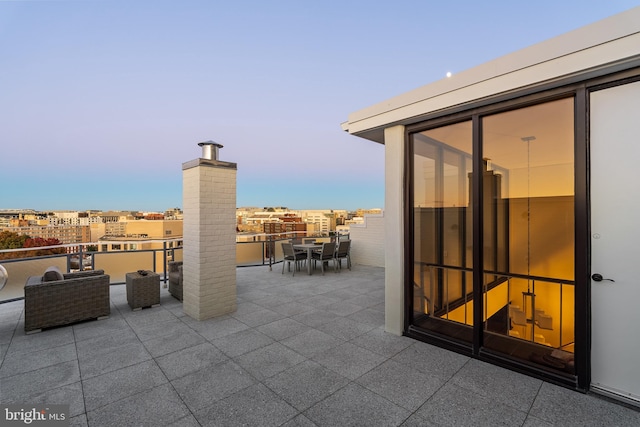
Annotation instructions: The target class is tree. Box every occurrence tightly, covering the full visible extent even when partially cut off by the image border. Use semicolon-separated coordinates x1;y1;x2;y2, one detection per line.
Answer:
0;232;65;260
0;230;29;250
23;237;66;257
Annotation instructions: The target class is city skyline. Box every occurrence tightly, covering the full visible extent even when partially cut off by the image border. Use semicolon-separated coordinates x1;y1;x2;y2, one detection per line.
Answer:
0;206;384;221
0;207;380;214
1;1;636;211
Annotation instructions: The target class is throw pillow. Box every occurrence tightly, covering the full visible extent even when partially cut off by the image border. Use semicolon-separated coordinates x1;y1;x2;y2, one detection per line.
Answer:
43;266;64;282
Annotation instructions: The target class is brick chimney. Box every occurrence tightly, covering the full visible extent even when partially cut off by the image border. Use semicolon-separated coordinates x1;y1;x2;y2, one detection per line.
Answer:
181;141;237;320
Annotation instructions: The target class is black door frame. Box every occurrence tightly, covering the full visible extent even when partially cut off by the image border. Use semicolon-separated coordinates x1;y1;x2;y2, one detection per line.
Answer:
403;65;640;392
404;88;588;390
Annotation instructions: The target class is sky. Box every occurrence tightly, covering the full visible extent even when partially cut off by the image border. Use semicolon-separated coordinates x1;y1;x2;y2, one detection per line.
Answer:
1;1;637;212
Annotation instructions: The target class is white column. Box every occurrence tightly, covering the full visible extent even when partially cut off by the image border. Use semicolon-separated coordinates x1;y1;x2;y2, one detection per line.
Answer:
384;125;405;335
182;158;237;320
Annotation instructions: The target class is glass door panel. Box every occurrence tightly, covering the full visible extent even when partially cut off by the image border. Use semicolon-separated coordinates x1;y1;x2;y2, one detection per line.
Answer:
481;98;575;375
412;121;473;340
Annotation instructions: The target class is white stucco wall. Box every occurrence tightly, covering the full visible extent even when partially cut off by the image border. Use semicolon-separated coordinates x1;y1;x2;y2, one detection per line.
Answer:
384;125;405;336
348;213;384;267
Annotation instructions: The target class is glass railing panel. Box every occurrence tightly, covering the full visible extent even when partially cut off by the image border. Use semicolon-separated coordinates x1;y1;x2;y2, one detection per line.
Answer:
273;241;284;260
482;271;575;375
413;262;431;318
483;273;513;335
237;242;265;266
172;247;183;263
528;279;562;349
154;251;165;275
560;283;575;351
0;234;352;303
411;264;474;343
439;268;472;326
413;264;474;327
0;255;68;300
94;251;156;284
489;275;572;350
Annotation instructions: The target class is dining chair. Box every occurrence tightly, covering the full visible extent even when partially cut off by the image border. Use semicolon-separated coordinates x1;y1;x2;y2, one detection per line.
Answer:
303;238;315;244
311;241;337;275
281;242;306;276
335;240;351;271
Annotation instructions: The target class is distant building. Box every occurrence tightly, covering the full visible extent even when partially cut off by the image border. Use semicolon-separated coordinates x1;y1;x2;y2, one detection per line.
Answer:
301;210;336;233
344;216;365;226
97;219;183;252
98;211;136;223
235;207;381;236
1;209;184;251
105;222;126;237
142;213;164;220
263;221;307;237
90;223;107;242
238;208;302;234
0;210;48;227
355;208;382;217
48;211;101;226
1;224;91;245
164;208;183;220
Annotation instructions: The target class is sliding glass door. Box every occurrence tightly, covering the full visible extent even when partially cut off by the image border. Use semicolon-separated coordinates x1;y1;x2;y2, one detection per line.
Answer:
409;97;576;376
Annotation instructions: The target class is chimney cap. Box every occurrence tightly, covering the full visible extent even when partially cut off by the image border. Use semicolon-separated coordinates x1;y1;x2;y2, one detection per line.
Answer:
198;140;224;149
198;140;223;160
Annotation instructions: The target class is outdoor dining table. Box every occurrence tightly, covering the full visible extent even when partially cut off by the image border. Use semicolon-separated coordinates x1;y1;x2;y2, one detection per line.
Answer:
293;243;322;275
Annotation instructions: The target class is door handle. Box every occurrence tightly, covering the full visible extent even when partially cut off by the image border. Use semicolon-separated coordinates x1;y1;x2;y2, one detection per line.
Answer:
592;273;615;282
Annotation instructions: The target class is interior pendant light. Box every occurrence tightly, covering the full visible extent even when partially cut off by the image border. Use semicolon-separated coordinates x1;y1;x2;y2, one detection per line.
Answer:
521;136;536;330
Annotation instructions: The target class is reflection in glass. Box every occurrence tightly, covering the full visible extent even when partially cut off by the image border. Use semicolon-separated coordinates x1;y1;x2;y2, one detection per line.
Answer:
410;98;576;375
412;121;473;340
482;98;575;374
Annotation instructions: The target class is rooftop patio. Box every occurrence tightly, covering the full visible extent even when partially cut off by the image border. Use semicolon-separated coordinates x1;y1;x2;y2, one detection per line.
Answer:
1;265;638;426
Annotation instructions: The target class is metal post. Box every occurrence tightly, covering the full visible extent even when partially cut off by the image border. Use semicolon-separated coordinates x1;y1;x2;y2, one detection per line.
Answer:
162;241;168;283
268;235;272;271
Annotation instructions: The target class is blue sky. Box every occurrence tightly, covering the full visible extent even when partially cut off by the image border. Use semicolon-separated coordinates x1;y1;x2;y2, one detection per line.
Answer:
1;1;637;212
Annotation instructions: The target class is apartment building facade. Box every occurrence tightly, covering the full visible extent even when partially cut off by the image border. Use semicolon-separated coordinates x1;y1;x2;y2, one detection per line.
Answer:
2;224;91;245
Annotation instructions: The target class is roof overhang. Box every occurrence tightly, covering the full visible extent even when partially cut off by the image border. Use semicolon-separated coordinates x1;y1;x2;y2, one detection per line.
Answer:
342;6;640;144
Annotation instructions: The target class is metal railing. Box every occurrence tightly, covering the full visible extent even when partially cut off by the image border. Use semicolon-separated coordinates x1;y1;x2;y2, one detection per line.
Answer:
0;231;349;302
413;262;575;349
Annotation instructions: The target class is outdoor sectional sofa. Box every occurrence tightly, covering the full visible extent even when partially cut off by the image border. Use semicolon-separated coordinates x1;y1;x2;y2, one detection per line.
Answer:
24;267;110;333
